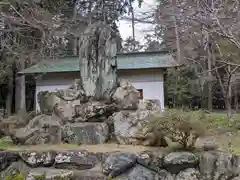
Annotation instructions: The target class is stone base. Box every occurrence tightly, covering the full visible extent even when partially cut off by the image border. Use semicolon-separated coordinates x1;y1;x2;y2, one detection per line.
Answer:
1;149;239;180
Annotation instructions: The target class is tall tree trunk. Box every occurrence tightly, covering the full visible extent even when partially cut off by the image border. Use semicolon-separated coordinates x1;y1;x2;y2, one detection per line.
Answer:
226;65;234;120
173;17;181;63
129;0;135;50
207;45;212;111
226;91;232;120
6;75;13;117
235;86;238;112
15;57;26;117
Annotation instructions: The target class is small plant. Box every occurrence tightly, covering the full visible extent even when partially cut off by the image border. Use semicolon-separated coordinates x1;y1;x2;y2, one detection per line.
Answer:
6;173;26;180
143;109;206;149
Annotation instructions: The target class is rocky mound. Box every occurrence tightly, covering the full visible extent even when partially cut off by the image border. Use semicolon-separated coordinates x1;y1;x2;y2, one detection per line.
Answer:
8;79;165;147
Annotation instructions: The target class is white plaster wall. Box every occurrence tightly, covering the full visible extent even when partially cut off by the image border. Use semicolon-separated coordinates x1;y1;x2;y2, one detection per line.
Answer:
35;69;165;111
118;69;164;110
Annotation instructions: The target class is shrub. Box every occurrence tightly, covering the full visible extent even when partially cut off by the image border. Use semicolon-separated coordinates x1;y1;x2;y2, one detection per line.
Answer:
144;109;206;149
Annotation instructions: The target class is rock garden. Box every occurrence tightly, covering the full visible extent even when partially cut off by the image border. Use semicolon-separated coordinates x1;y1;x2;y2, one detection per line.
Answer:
0;78;239;180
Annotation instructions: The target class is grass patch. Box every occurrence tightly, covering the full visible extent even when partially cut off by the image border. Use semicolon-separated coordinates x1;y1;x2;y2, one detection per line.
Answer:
0;136;14;149
183;110;240;132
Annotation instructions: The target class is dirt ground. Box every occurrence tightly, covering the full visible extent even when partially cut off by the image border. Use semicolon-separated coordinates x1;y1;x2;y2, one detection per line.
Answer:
2;133;238;154
4;143;162;153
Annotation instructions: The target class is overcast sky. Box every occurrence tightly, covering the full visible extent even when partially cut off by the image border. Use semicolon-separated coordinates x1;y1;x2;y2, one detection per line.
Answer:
117;0;156;43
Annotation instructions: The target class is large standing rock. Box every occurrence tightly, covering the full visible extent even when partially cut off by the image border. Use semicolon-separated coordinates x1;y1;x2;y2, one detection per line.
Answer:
54;150;99;170
37;91;61;115
62;122;109;145
163;152;198;174
113;100;162;145
79;21;118;101
19;151;56;167
102;152;137;177
112;79;140;110
12;115;62;145
26;168;73;180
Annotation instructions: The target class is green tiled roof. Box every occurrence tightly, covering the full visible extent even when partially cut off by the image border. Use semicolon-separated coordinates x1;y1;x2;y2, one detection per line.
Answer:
22;51;177;74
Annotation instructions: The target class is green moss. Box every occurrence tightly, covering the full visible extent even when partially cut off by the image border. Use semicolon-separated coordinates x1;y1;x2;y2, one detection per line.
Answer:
0;136;14;149
6;173;26;180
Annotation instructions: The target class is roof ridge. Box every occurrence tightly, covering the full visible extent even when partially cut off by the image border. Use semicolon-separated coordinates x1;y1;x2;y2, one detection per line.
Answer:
20;52;177;74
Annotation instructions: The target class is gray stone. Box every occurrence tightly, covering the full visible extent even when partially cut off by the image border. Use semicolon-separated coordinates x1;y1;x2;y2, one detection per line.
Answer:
55;79;83;101
232;155;240;177
199;151;217;180
199;151;240;180
38;91;61;115
25;114;62;129
74;101;118;122
79;21;118;101
63;123;109;145
12;115;62;145
199;151;239;180
175;168;200;180
0;151;19;171
0;161;31;178
73;166;107;180
164;152;198;174
12;127;40;145
195;137;218;151
138;99;161;112
26;168;73;180
232;176;240;180
157;169;175;180
53;100;80;123
102;152;137;177
113;109;158;145
113;99;161;145
137;150;164;173
117;165;171;180
214;152;234;180
19;151;56;167
54;150;99;170
113;79;139;110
